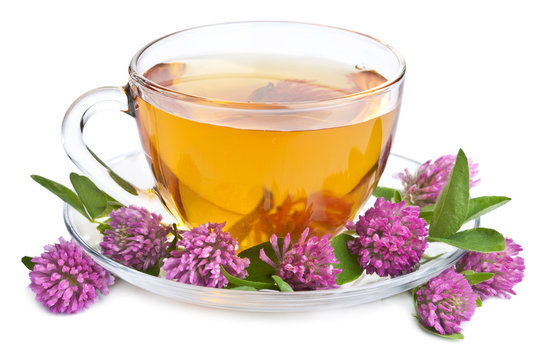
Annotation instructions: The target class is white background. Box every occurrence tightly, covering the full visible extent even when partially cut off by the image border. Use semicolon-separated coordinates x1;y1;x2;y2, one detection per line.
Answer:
2;0;538;358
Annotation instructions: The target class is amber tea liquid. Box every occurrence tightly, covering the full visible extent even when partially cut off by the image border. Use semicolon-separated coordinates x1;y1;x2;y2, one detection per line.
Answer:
134;54;399;251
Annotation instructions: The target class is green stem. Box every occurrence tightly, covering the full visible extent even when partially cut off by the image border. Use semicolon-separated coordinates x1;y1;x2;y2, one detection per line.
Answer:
221;267;277;290
419;253;444;264
167;223;181;255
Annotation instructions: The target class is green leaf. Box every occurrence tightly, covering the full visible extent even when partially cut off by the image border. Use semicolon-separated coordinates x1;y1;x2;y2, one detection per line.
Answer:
465;196;511;223
393;190;402;203
105;194;124;209
420;252;444;265
476;295;483;307
442;332;465;339
96;220;111;234
419;205;434;224
30;175;89;220
109;171;139;196
230;286;258;291
144;262;161;277
88;147;138;196
167;223;181;256
69;173;107;220
21;256;35;271
272;275;294;292
331;233;364;285
221;266;276;290
96;204;114;219
415;317;465;339
429;149;470;238
373;186;397;201
428;227;506;253
463;272;494;285
96;194;125;218
239;238;285;283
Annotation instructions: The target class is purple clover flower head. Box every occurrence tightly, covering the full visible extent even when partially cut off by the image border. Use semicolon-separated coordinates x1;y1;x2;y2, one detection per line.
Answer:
100;206;171;272
346;198;428;278
455;237;525;300
396;154;480;207
162;222;249;288
259;228;342;290
29;237;114;314
415;268;476;336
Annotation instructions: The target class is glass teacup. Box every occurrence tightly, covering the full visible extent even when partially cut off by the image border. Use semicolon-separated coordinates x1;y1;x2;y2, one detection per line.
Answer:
62;21;405;251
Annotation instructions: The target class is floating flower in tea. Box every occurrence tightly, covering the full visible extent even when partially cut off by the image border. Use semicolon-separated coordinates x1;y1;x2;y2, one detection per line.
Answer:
248;80;344;103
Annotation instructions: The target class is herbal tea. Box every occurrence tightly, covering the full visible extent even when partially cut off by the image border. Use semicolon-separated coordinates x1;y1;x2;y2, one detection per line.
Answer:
134;54;399;250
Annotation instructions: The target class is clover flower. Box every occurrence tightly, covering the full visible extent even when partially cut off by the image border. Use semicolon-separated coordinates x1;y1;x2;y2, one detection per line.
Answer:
29;237;114;314
415;268;477;336
346;198;428;278
397;154;480;207
100;206;171;272
162;222;249;288
455;237;525;300
259;228;341;290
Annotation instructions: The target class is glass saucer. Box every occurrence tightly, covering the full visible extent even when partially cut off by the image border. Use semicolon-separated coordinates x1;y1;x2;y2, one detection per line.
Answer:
64;152;476;312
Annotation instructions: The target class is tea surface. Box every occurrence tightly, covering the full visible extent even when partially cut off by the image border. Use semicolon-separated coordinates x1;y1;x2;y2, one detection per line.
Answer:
134;54;398;250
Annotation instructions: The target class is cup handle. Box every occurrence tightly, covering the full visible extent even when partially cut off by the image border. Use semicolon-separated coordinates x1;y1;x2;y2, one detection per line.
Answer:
62;85;145;206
